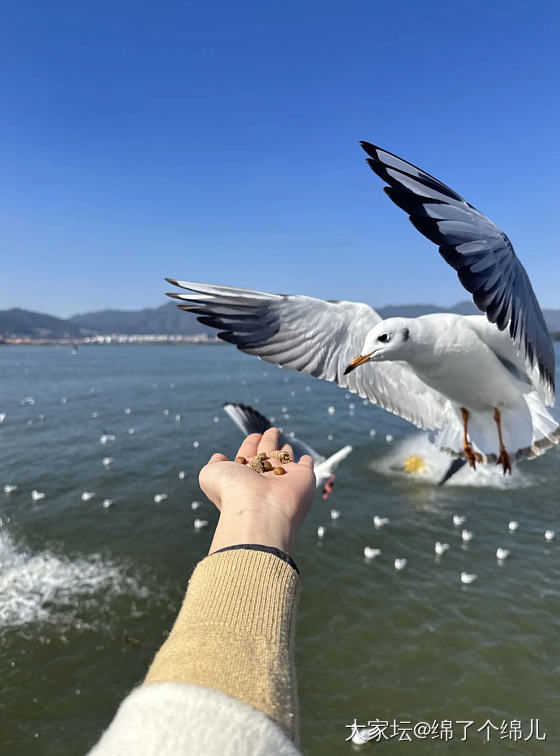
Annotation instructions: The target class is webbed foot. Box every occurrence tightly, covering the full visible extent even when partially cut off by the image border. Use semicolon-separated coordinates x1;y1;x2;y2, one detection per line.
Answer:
463;443;483;470
497;447;512;475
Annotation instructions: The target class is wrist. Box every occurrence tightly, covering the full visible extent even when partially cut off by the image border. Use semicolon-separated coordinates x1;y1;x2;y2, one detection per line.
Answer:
208;505;295;556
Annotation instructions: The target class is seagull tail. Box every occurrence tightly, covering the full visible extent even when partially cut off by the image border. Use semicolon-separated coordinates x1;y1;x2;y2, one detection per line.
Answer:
314;445;353;480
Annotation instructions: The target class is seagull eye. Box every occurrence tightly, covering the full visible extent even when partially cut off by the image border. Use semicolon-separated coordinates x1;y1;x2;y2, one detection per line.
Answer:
378;333;389;343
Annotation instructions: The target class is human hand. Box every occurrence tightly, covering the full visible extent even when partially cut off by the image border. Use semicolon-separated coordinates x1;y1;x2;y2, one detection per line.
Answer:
199;428;316;556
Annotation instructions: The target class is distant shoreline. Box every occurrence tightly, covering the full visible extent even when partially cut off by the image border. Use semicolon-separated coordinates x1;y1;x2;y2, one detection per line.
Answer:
0;336;225;346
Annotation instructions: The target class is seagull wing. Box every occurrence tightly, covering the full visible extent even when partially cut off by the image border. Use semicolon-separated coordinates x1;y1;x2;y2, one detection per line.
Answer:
167;280;448;432
361;142;555;404
223;401;323;462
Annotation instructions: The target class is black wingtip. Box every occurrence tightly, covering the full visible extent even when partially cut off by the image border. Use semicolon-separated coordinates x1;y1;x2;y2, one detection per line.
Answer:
437;458;467;485
165;277;179;286
360;140;379;159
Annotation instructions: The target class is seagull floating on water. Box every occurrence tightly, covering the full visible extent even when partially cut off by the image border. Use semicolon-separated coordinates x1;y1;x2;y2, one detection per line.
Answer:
100;434;116;445
154;493;168;504
453;515;466;527
373;516;390;528
194;518;209;530
191;501;202;510
102;498;113;509
364;547;381;559
544;530;555;542
435;542;450;556
167;143;557;475
317;526;325;539
394;558;407;570
330;509;340;520
31;490;45;502
81;491;95;501
496;547;510;560
508;520;519;532
4;484;17;494
461;529;473;543
223;402;352;498
461;572;478;584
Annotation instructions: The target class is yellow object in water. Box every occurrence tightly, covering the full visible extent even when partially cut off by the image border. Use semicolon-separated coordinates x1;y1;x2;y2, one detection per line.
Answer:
403;455;425;474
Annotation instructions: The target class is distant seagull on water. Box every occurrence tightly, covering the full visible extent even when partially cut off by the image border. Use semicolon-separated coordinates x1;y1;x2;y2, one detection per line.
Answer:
167;143;557;475
373;516;389;528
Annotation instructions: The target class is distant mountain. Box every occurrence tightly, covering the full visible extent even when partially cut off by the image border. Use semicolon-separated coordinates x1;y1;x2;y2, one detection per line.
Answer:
542;309;560;331
0;308;83;339
1;300;559;339
68;302;208;336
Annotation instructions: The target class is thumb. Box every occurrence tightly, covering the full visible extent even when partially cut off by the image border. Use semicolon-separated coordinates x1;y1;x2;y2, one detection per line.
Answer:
207;452;228;465
299;454;314;470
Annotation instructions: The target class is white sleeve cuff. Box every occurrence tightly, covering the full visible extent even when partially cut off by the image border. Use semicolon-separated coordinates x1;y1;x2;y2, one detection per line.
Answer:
88;681;301;756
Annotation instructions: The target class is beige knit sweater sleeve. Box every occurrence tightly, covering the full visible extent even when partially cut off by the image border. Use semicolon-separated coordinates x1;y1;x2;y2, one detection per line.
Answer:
144;547;301;744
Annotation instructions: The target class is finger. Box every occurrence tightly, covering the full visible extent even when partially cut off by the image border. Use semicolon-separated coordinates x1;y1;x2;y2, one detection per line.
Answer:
207;452;228;465
258;427;281;457
281;442;294;461
298;454;314;470
236;433;262;460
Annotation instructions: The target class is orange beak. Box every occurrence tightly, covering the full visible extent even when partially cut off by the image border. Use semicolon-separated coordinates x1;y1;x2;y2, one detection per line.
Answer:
343;352;373;375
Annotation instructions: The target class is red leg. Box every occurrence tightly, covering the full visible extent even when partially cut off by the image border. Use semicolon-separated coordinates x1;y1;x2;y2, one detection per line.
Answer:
460;407;482;470
494;408;512;475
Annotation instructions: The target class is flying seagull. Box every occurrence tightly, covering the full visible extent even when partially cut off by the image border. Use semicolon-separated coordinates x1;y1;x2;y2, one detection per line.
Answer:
167;144;558;472
223;401;352;498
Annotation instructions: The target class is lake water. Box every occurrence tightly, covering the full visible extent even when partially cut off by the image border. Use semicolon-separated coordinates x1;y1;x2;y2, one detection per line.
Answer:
1;344;559;755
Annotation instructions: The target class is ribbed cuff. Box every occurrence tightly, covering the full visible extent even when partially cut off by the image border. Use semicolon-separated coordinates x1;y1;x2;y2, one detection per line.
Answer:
184;547;299;640
211;544;299;575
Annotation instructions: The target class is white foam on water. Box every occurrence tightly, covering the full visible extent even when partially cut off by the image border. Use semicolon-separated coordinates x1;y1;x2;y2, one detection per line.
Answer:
371;433;530;489
0;531;145;631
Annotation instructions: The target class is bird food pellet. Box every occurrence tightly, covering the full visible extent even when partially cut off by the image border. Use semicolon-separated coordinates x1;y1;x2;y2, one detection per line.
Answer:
249;457;265;473
257;452;268;461
273;466;286;475
235;456;246;464
271;450;292;463
263;460;273;472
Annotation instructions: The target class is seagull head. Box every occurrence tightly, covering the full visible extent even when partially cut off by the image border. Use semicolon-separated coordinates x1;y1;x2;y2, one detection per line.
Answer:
344;319;411;375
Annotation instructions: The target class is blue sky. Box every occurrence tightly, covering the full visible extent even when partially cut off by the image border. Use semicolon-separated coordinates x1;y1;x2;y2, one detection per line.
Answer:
1;0;559;317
